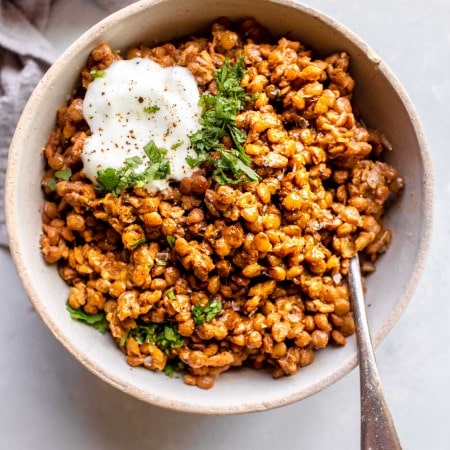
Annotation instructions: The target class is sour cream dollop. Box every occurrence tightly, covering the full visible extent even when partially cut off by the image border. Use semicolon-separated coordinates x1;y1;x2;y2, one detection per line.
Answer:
82;58;201;191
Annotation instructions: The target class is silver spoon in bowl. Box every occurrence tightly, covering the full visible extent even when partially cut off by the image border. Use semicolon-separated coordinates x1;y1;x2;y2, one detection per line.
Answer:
348;254;402;449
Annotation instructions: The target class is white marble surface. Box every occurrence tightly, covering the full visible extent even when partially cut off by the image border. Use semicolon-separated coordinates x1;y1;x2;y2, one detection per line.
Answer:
2;0;450;448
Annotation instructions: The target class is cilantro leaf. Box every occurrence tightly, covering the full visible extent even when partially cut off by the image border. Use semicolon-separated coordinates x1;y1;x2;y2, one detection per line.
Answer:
96;167;120;194
95;143;170;196
129;324;158;345
192;300;222;326
166;287;176;300
47;178;57;191
144;105;160;113
129;322;184;355
55;168;72;181
143;140;169;165
48;167;72;191
170;141;184;150
163;359;185;377
215;57;246;98
127;237;147;249
90;69;106;78
66;304;109;333
163;363;175;377
188;56;261;184
126;155;143;168
119;330;130;347
214;148;260;185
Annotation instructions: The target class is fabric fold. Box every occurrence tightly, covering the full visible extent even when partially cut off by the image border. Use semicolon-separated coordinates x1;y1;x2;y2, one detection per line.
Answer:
0;0;57;246
0;0;132;247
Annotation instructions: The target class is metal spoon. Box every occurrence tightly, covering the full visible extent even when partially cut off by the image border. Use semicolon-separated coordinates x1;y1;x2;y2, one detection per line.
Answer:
348;254;402;449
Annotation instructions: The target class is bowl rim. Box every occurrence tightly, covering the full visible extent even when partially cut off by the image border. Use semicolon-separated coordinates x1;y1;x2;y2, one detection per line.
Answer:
5;0;434;414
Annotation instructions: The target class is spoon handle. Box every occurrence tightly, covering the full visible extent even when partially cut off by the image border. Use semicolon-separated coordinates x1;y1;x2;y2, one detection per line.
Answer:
349;255;402;450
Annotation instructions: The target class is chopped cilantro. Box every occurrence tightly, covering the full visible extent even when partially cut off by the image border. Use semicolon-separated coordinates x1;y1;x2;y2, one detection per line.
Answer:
127;237;147;249
129;322;184;355
163;359;185;377
170;141;184;150
191;299;222;325
55;168;72;181
48;167;72;191
143;140;168;165
166;235;175;247
188;56;261;184
129;324;157;345
119;331;130;347
66;303;109;333
163;363;175;377
90;69;106;78
158;324;184;354
215;55;246;97
47;178;56;191
144;105;161;113
166;287;176;300
213;148;260;185
96;142;170;196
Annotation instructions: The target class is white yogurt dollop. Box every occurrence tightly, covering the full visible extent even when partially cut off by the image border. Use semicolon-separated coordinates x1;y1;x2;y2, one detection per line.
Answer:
82;58;201;191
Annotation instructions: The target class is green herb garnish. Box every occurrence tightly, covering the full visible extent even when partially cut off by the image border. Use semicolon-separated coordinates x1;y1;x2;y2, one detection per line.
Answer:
129;322;184;355
96;156;141;196
191;300;222;326
47;178;57;191
170;141;184;150
96;141;170;196
213;148;261;185
90;69;106;78
167;235;175;247
163;359;185;377
66;303;109;333
127;237;147;249
55;167;72;181
144;105;161;114
166;287;176;300
119;331;130;347
48;167;72;190
143;140;168;165
159;325;184;352
188;56;260;184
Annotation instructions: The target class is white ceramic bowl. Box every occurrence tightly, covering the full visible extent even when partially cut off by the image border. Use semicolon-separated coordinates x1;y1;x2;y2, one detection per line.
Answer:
5;0;433;414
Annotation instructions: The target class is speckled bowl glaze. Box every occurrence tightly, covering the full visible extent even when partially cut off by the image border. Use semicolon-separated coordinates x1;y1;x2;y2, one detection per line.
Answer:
5;0;433;414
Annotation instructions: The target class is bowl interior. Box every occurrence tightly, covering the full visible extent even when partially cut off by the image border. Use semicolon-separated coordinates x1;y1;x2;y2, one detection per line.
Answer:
5;0;432;414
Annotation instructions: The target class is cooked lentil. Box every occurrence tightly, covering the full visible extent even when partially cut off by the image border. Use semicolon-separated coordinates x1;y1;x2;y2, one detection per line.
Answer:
40;18;404;388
